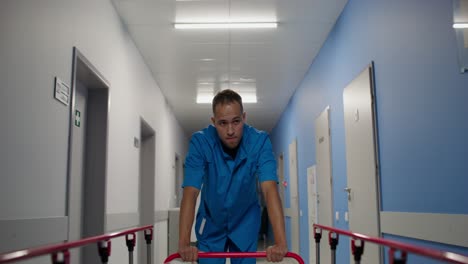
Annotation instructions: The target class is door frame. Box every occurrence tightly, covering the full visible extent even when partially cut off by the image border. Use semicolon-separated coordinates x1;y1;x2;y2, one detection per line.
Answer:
139;117;156;264
67;47;111;263
288;139;300;253
174;153;183;207
277;153;285;210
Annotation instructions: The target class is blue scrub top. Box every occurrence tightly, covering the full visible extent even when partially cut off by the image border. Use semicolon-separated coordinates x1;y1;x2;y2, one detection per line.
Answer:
183;124;277;251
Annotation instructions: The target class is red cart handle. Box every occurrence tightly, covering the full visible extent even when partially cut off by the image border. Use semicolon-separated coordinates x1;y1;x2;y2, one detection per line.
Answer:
164;252;304;264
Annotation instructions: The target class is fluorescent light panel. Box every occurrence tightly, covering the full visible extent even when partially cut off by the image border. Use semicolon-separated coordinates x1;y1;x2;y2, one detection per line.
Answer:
453;23;468;29
240;94;257;103
175;22;277;29
197;86;257;104
196;94;214;104
196;85;214;104
197;94;257;103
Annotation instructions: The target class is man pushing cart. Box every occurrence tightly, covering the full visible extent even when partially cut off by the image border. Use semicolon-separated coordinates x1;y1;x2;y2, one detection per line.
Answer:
178;89;288;264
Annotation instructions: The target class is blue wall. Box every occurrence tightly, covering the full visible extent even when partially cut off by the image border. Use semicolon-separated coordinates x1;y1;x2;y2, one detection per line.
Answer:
270;0;468;262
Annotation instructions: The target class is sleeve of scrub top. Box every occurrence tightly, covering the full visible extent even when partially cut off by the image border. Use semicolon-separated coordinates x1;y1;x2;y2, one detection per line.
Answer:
182;134;205;190
257;136;278;183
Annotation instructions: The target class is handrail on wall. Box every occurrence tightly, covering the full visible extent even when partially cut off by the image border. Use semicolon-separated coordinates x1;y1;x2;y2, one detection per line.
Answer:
0;225;153;264
314;224;468;264
2;223;467;264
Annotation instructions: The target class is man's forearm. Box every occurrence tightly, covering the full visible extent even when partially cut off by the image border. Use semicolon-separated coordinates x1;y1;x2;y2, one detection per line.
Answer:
178;187;198;246
263;182;287;246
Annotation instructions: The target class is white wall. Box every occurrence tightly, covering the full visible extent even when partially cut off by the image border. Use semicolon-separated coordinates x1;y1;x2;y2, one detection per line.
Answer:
0;0;188;262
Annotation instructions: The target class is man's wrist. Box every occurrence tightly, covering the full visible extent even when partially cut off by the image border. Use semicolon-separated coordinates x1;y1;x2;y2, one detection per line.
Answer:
274;241;287;248
178;239;190;247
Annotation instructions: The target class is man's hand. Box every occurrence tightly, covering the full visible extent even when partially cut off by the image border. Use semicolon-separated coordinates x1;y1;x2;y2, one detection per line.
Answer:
178;187;200;262
178;244;199;262
266;244;288;262
261;181;288;262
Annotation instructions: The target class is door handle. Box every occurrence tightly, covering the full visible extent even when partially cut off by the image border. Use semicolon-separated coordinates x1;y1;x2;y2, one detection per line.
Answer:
344;187;351;201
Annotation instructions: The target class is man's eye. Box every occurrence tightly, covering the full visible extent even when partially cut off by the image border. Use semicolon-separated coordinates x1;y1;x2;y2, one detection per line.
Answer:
218;121;227;126
233;120;240;125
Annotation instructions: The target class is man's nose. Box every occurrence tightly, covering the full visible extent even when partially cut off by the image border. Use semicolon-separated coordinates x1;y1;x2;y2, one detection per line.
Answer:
227;123;235;135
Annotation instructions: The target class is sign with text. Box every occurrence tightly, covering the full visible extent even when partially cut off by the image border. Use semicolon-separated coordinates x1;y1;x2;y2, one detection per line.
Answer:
54;77;70;105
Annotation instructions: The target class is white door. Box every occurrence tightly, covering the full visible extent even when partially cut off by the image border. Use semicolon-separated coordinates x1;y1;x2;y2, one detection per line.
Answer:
307;165;318;264
288;139;300;253
343;64;381;263
315;106;333;264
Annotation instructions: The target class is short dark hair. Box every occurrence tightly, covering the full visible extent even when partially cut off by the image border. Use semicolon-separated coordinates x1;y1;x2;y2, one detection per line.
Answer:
212;89;244;114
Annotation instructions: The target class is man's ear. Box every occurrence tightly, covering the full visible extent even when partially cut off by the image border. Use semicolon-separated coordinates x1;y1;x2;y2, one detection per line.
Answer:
211;116;215;125
242;112;246;121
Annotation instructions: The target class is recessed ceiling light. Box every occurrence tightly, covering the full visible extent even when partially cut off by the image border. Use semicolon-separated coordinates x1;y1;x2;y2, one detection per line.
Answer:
196;95;213;104
453;23;468;28
239;77;256;82
196;86;214;104
174;22;278;29
239;94;257;103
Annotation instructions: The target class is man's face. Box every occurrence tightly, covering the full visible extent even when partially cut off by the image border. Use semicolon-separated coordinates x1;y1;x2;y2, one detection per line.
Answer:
211;101;245;149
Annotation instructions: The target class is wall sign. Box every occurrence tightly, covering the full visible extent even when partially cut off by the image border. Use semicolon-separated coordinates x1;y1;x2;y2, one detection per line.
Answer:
54;77;70;105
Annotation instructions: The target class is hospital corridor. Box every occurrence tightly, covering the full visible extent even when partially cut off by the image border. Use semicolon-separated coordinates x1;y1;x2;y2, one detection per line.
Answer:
1;0;468;263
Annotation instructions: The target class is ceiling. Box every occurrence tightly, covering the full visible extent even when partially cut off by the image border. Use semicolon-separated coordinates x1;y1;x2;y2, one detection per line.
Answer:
112;0;348;135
